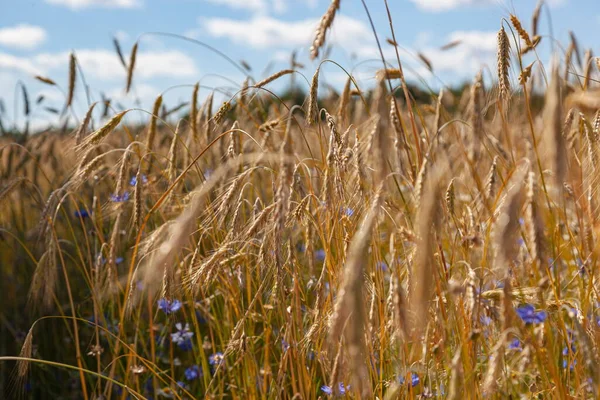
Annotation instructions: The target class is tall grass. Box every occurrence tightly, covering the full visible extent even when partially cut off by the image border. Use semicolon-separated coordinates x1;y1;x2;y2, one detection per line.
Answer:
1;2;600;399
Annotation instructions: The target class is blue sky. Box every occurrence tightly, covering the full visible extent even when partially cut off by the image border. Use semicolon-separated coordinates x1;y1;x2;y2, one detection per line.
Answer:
1;0;598;130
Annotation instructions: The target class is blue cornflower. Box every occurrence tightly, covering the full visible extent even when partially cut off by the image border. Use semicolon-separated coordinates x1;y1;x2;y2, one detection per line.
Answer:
321;385;333;395
110;192;130;202
176;381;188;390
209;352;224;367
74;209;90;218
184;365;202;381
508;338;522;350
115;257;124;264
315;249;326;262
398;373;420;387
158;298;182;314
338;383;349;394
130;174;148;186
563;359;577;370
376;261;388;273
170;323;194;350
281;339;290;352
411;373;420;387
342;207;354;217
516;304;547;324
480;315;492;326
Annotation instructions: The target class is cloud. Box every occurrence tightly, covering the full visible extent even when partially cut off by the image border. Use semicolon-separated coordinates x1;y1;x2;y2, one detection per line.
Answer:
419;30;498;78
0;53;41;75
35;49;198;80
0;49;197;82
0;24;47;50
203;14;370;49
408;0;494;12
352;29;498;82
410;0;566;12
204;0;318;13
205;0;267;11
44;0;142;10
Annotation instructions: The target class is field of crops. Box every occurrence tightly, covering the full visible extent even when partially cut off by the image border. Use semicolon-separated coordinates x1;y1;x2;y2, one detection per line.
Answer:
2;0;600;398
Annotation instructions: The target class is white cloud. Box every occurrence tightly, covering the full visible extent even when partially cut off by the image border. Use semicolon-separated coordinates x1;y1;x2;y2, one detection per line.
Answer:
409;0;493;12
0;24;47;50
45;0;141;10
204;0;317;13
204;14;370;49
410;0;566;12
0;49;197;82
419;30;497;78
0;53;41;75
205;0;267;11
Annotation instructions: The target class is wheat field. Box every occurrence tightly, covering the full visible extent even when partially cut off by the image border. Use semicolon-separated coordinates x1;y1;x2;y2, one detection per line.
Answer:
1;1;600;398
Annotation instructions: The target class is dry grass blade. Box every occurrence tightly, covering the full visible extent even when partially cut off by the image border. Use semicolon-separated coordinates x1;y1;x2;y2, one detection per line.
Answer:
74;102;97;145
190;83;199;139
255;69;294;89
307;68;320;125
410;164;444;338
543;60;566;189
146;95;163;155
17;327;34;377
497;26;511;101
329;186;381;398
66;52;76;108
126;42;138;93
35;76;56;86
76;111;127;154
310;0;340;60
113;36;127;68
510;14;533;47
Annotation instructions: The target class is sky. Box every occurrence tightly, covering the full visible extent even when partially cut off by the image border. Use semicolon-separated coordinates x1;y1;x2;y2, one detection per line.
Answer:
1;0;599;131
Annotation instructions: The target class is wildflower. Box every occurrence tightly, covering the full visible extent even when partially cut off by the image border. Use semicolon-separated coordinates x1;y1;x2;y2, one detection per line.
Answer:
342;207;354;217
516;304;547;324
157;387;175;398
158;298;182;314
115;257;124;264
376;261;388;273
338;383;349;394
281;339;290;352
562;359;577;370
110;192;130;202
176;381;188;390
87;344;104;356
170;323;194;350
398;373;420;387
321;385;333;395
184;365;202;381
315;249;326;262
130;365;146;374
209;352;225;367
480;315;492;326
74;209;90;218
508;338;522;350
130;174;148;186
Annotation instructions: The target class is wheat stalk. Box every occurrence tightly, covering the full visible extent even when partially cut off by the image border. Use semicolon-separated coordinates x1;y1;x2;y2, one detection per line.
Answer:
310;0;340;60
